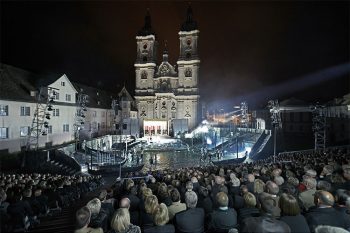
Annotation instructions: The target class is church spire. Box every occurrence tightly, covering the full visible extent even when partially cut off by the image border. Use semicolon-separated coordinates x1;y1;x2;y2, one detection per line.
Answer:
181;4;198;32
138;9;156;36
163;40;169;62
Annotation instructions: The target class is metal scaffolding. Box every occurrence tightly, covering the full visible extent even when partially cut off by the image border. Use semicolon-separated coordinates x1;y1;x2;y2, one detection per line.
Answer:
268;99;282;163
26;87;58;151
311;104;326;151
74;91;88;151
240;101;249;128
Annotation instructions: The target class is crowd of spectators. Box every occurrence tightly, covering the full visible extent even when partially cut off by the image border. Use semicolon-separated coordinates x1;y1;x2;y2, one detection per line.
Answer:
74;147;350;233
0;173;103;232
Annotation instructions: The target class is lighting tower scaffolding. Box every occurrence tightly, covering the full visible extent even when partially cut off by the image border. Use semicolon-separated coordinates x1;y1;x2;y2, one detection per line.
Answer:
74;91;88;151
26;87;58;151
311;104;326;151
268;99;282;163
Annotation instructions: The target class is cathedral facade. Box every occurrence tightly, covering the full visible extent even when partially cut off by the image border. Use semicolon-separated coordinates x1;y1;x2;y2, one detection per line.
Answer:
135;7;200;136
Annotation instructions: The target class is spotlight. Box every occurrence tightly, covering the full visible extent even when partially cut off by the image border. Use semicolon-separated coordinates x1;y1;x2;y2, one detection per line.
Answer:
44;122;49;128
42;131;47;136
47;105;53;111
83;107;87;111
45;113;51;120
81;114;85;118
81;121;84;125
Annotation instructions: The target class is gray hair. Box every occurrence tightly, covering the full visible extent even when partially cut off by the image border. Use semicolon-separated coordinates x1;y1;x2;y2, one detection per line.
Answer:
303;177;317;190
274;176;285;186
315;225;349;233
185;190;198;209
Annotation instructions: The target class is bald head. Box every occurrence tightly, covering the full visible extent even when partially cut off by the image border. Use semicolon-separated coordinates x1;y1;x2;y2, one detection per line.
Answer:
119;197;130;209
315;191;334;207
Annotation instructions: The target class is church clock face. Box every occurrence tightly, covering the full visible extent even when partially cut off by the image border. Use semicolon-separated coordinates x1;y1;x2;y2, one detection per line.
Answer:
160;65;170;76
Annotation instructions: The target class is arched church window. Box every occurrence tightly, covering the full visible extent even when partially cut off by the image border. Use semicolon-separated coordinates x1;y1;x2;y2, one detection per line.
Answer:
141;70;148;79
185;68;192;77
143;56;147;62
186;53;191;59
143;43;148;49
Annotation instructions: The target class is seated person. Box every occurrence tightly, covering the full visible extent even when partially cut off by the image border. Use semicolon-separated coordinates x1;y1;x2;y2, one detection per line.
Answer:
74;206;102;233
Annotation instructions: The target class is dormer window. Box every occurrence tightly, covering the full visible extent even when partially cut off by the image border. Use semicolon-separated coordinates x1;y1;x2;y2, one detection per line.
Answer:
61;81;65;86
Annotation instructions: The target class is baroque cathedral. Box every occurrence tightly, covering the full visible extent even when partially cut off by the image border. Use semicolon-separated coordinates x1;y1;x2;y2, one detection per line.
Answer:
135;6;200;136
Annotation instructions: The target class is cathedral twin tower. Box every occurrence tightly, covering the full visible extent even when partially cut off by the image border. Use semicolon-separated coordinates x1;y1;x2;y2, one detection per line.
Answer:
134;7;200;136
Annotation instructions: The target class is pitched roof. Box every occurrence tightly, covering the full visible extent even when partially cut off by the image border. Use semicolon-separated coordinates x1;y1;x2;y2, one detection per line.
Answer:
0;63;38;102
280;97;308;106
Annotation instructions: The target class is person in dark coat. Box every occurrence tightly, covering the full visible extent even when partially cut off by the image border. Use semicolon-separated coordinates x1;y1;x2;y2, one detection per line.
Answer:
207;192;238;233
278;193;310;233
305;191;350;233
174;190;204;233
123;186;141;226
144;203;175;233
196;186;213;216
140;194;158;229
241;195;291;233
238;192;260;225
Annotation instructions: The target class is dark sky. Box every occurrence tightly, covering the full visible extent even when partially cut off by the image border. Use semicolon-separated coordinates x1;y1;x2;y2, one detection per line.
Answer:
1;1;349;110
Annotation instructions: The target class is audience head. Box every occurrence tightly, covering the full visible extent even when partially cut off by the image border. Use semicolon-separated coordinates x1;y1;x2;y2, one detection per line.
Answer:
186;181;193;191
243;192;257;208
98;189;108;201
86;198;101;215
216;192;229;208
315;225;349;233
303;177;317;190
145;194;159;214
317;180;332;192
111;208;131;233
247;174;255;183
75;206;91;229
119;197;131;209
265;181;279;195
170;188;181;202
259;194;279;217
314;190;334;207
153;203;169;226
254;179;265;194
279;193;300;216
185;190;198;209
335;189;350;206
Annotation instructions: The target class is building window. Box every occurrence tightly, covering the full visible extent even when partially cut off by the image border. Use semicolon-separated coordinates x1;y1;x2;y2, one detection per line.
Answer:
20;106;30;116
66;94;71;101
54;92;59;100
0;105;8;116
0;127;8;139
63;124;69;132
123;124;127;130
48;125;52;134
53;109;60;117
20;126;30;137
102;112;105;117
172;112;176;118
101;122;105;128
61;81;65;86
93;111;96;117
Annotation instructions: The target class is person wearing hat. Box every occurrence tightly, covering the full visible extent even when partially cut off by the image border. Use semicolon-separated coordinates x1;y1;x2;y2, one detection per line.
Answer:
74;206;103;233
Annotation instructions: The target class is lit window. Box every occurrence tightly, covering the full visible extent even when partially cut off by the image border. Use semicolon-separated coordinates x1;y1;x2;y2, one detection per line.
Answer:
0;127;8;139
66;94;71;101
20;106;30;116
20;126;30;137
0;105;8;116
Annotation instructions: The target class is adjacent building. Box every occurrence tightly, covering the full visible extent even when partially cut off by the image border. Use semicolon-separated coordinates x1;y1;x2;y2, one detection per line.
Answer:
0;64;116;153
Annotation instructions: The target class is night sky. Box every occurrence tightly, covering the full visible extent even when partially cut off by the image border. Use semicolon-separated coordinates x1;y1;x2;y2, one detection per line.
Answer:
1;1;349;110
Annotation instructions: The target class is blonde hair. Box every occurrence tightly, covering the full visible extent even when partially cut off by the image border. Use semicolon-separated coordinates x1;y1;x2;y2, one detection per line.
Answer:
243;192;257;208
253;179;265;194
86;198;101;215
145;195;159;214
111;208;130;233
153;203;169;226
142;188;152;200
